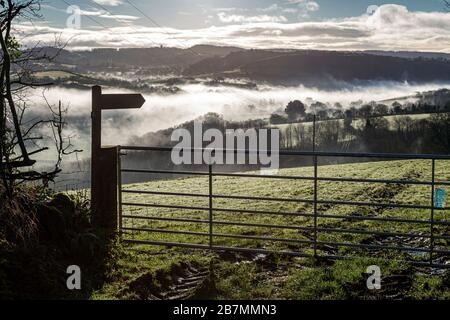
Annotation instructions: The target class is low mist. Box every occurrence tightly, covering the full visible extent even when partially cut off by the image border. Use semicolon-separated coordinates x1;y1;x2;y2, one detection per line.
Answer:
27;81;450;163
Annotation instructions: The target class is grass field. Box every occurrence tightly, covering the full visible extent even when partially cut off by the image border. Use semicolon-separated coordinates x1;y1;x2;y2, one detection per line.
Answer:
93;159;450;300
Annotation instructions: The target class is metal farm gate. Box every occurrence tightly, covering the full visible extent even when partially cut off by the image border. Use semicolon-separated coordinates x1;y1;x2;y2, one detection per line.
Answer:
88;86;450;269
117;147;450;269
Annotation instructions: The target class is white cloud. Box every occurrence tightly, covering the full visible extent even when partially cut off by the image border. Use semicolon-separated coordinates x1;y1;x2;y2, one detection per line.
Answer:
282;8;299;14
217;12;288;23
92;0;123;6
304;2;319;12
260;4;279;12
299;1;320;18
15;4;450;53
212;7;240;12
77;8;139;21
286;0;320;18
43;4;139;22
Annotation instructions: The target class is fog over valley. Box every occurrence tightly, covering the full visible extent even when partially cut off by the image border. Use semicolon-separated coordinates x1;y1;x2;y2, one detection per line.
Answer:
27;80;450;163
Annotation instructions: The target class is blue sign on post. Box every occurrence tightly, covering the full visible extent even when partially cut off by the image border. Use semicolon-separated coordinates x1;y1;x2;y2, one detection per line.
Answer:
435;187;447;209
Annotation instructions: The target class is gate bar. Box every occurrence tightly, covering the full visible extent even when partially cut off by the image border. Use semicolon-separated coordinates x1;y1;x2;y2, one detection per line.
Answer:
209;164;213;249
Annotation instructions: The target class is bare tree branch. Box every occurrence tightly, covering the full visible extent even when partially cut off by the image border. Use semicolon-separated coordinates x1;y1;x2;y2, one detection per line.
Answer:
0;1;78;194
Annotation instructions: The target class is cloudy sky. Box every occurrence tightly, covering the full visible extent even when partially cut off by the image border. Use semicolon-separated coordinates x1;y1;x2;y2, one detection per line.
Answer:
15;0;450;52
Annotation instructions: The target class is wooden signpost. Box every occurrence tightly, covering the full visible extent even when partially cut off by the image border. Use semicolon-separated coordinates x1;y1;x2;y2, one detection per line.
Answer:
91;85;145;231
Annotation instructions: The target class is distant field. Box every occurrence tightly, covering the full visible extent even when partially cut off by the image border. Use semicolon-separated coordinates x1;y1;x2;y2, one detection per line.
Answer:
271;114;433;131
92;159;450;300
33;70;75;79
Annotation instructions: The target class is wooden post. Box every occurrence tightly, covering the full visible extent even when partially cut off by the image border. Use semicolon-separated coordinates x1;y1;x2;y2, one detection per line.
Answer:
92;86;102;156
91;86;118;230
91;146;119;230
90;86;145;232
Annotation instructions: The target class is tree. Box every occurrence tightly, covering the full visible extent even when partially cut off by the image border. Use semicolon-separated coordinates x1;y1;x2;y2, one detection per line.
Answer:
310;101;327;113
0;1;79;195
391;101;403;114
428;113;450;153
285;100;306;122
374;104;389;117
331;109;344;119
316;120;342;150
333;102;343;110
316;109;328;120
359;104;374;118
343;117;353;133
344;108;354;119
270;113;287;125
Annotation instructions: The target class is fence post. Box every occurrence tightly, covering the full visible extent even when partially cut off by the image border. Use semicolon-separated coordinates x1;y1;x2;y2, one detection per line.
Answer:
312;115;316;153
313;155;318;258
208;164;213;249
430;159;436;266
118;146;123;235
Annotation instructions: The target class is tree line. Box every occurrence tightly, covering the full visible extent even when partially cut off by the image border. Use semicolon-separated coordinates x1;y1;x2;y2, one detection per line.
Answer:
279;113;450;155
270;93;450;125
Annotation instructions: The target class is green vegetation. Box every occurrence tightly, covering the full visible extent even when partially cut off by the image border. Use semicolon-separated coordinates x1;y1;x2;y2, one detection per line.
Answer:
0;187;119;299
2;159;448;300
94;159;450;300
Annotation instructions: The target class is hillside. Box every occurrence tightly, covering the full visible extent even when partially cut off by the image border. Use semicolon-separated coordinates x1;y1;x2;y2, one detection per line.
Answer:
94;159;450;300
28;46;450;86
183;50;450;86
27;45;243;73
366;50;450;61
